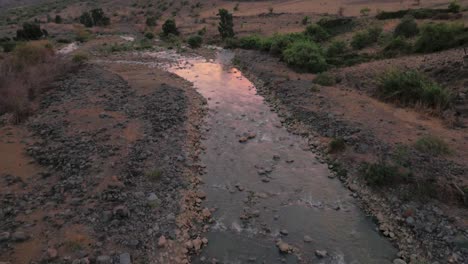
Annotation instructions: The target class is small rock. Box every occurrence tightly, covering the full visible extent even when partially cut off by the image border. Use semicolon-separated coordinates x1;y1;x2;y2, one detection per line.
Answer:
46;248;58;260
276;241;292;254
193;238;203;251
113;205;129;218
12;231;28;242
315;250;327;258
393;259;407;264
280;229;288;236
158;236;167;248
239;137;248;143
96;255;111;264
303;235;313;243
119;253;131;264
0;232;10;242
202;208;212;219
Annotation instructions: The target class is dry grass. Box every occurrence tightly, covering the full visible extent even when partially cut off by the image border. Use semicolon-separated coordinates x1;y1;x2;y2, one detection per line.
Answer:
0;40;72;123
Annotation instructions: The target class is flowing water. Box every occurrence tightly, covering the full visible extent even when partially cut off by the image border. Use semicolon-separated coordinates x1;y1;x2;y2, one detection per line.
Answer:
125;49;397;263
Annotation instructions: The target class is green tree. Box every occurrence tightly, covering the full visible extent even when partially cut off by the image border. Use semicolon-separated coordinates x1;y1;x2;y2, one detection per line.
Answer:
162;19;179;36
54;15;62;24
16;23;44;40
80;12;93;27
218;9;235;39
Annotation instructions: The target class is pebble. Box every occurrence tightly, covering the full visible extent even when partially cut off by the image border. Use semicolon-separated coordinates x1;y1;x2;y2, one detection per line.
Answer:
393;259;407;264
158;236;167;248
280;229;288;236
276;241;292;254
46;248;58;260
303;235;313;243
96;255;111;264
12;231;28;242
119;253;131;264
315;250;327;258
0;232;10;242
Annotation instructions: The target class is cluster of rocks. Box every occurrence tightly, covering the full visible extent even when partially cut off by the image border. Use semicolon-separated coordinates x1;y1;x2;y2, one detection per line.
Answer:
0;65;207;263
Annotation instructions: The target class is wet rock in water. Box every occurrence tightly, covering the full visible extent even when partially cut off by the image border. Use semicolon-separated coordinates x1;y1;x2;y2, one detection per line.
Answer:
393;259;407;264
158;235;167;248
119;253;131;264
276;241;293;254
280;229;288;236
11;231;28;242
303;235;313;243
96;255;112;264
315;250;327;258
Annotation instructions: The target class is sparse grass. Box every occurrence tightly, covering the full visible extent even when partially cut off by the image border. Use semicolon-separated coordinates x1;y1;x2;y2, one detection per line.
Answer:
414;135;451;156
382;36;413;57
146;169;163;182
314;72;336;86
0;41;73;123
360;161;407;186
351;26;382;50
377;69;452;110
328;137;346;153
72;53;88;64
64;240;83;252
187;35;203;49
392;145;411;167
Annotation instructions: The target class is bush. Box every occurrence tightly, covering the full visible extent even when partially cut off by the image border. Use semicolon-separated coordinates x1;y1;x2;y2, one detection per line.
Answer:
218;9;235;39
394;16;419;38
72;53;88;64
304;24;330;42
146;16;157;27
361;162;404;186
378;69;452;109
317;17;355;35
1;41;16;52
448;1;461;13
328;137;346;153
80;8;110;27
75;29;91;42
269;33;308;55
54;15;62;24
16;22;45;40
283;40;328;73
79;12;94;27
351;26;382;49
187;35;202;48
145;32;155;39
314;72;336;86
415;135;451;156
360;7;371;17
326;40;347;57
162;19;179;36
414;22;464;53
383;37;412;57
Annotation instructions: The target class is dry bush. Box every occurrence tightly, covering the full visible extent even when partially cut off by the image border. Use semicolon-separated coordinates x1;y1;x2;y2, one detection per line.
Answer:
0;40;72;123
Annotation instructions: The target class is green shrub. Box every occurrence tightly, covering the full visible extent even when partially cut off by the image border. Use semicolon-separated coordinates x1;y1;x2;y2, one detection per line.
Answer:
317;17;355;35
146;16;157;27
187;35;202;48
314;72;336;86
72;53;88;64
146;169;162;182
414;22;464;53
304;24;330;42
218;9;235;39
378;69;452;109
302;16;309;25
383;37;412;57
361;162;404;186
360;7;371;17
282;40;328;73
351;26;382;49
448;1;461;13
328;137;346;152
145;32;155;39
1;41;16;52
162;19;179;36
90;8;110;26
54;15;62;24
415;135;451;156
394;16;419;38
326;40;347;57
16;22;45;40
269;33;308;55
79;12;93;27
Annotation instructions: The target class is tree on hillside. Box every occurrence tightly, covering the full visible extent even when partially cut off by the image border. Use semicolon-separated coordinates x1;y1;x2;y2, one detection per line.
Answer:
218;9;234;39
54;15;62;24
79;8;110;27
80;12;93;27
162;19;179;36
16;22;45;40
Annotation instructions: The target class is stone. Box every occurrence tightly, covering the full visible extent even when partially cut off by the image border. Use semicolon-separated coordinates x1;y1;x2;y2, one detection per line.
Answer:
303;235;313;243
119;252;131;264
113;205;129;218
96;255;111;264
315;250;327;258
193;238;203;251
239;137;248;143
280;229;288;236
46;248;58;260
158;236;167;248
276;241;292;254
0;232;10;242
393;259;407;264
11;231;28;242
202;208;211;219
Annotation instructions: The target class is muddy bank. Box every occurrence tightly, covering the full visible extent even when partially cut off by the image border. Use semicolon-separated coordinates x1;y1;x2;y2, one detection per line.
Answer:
234;49;467;263
0;63;207;263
